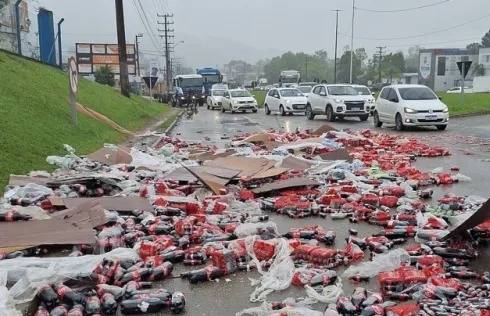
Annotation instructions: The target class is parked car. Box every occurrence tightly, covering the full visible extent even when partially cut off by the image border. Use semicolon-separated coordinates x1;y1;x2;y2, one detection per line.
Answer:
351;84;376;114
446;86;473;94
221;89;258;113
306;84;370;121
373;84;449;131
264;88;308;116
207;88;226;110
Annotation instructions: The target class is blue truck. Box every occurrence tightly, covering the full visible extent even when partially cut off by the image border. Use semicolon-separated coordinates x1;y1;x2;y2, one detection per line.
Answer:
196;67;223;97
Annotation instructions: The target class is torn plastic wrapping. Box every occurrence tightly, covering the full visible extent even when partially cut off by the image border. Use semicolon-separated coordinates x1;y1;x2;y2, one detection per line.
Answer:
0;248;139;304
304;278;343;304
245;237;295;302
234;222;279;238
3;183;53;204
235;300;324;316
343;248;410;278
0;271;22;316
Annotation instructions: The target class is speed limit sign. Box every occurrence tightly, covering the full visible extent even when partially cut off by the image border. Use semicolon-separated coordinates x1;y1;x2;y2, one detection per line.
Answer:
68;57;78;126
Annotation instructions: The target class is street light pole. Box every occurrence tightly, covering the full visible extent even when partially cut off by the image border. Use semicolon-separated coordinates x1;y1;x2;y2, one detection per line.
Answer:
349;0;355;84
333;9;341;84
15;0;22;55
135;33;143;77
57;18;64;69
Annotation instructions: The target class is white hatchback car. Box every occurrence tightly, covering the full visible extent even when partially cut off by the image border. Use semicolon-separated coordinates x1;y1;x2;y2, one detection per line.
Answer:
207;89;226;110
264;88;308;116
221;89;258;113
373;84;449;131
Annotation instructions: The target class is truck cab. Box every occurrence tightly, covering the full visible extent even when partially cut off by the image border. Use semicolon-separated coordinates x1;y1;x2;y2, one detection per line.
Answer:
279;70;300;88
196;67;223;98
171;74;205;107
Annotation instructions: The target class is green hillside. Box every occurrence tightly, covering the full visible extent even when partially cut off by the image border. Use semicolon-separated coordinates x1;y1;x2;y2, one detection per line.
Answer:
0;51;167;190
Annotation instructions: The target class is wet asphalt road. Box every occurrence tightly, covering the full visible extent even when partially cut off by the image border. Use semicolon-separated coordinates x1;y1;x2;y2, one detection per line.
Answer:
142;108;490;316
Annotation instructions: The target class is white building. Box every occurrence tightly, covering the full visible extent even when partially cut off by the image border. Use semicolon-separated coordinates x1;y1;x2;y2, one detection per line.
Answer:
478;47;490;75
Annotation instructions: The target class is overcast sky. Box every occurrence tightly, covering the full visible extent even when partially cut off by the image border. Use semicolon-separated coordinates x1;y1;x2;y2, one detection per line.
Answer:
35;0;490;68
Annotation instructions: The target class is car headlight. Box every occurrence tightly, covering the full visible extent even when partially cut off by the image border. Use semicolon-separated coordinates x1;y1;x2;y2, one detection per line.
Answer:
404;107;417;113
368;99;374;104
286;99;291;104
181;96;185;100
192;96;196;99
334;98;343;104
442;107;448;113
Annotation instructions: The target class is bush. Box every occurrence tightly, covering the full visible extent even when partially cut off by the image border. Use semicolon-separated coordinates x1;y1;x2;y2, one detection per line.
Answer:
94;65;115;87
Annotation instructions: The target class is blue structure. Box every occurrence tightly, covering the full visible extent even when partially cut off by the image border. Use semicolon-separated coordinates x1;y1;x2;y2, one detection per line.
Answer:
38;8;56;65
196;67;222;96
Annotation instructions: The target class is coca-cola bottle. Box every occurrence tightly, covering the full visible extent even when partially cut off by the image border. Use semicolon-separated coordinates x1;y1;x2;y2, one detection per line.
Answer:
170;291;186;314
53;283;84;306
85;295;101;315
50;305;69;316
124;281;153;298
160;250;185;263
33;305;50;316
148;262;173;281
36;285;58;309
67;305;84;316
120;297;167;314
0;210;32;221
351;287;367;308
100;292;117;314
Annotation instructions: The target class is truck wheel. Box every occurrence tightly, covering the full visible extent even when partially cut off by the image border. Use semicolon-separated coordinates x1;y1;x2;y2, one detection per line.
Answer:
221;107;225;113
326;105;336;122
436;125;447;131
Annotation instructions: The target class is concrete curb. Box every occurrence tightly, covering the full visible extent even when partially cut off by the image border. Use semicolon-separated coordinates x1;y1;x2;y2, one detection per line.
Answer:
450;111;490;119
164;110;184;135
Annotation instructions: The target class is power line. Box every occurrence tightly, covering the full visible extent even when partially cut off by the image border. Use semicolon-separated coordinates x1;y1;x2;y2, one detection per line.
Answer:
132;0;160;50
356;0;451;13
339;12;490;41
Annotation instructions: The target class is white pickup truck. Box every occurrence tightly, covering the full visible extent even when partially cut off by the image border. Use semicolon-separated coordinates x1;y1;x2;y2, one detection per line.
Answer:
306;84;370;122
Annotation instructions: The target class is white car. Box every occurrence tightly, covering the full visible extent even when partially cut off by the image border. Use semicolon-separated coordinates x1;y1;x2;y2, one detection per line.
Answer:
446;86;473;94
351;84;376;113
207;89;226;110
373;84;449;131
264;88;308;116
221;89;258;113
306;84;370;121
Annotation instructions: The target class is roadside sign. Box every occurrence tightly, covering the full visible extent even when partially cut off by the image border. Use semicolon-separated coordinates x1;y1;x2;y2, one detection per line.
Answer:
69;57;79;94
457;61;472;79
68;57;78;126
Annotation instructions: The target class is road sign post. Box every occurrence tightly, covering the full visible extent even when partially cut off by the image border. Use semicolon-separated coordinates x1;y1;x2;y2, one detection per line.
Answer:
68;57;79;126
457;61;472;108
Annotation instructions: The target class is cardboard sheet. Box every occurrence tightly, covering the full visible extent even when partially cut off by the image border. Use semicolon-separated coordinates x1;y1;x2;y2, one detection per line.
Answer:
87;146;132;165
62;196;153;212
252;167;289;179
8;175;51;186
311;124;338;136
319;148;352;162
441;198;490;241
188;150;235;161
204;157;276;178
0;201;107;248
280;155;315;170
251;177;321;194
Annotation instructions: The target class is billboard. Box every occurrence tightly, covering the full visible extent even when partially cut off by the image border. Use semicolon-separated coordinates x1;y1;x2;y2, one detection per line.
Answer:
75;43;136;75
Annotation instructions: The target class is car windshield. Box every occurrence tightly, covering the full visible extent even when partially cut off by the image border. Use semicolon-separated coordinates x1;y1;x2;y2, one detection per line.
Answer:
212;90;226;96
398;87;437;100
353;86;371;95
231;90;251;97
280;89;303;97
298;86;312;93
179;78;203;88
202;74;220;83
281;77;299;83
327;86;358;96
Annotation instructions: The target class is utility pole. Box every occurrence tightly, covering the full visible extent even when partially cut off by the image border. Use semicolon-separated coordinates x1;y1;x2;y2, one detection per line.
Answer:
332;9;341;84
376;46;386;84
305;55;308;81
57;18;64;69
135;33;143;76
115;0;130;97
349;0;355;84
157;13;174;92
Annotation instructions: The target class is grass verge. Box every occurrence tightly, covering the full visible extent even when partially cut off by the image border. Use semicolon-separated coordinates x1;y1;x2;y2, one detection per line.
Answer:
437;92;490;116
0;51;168;190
